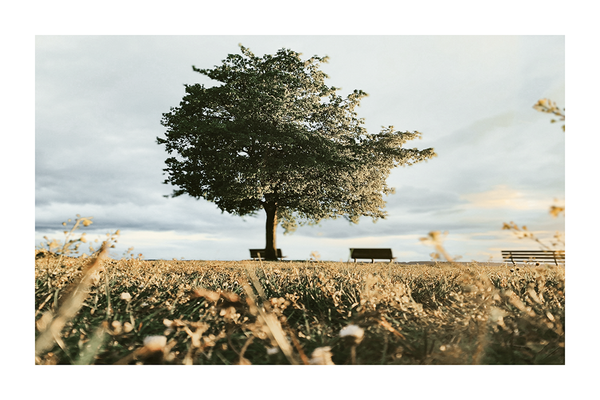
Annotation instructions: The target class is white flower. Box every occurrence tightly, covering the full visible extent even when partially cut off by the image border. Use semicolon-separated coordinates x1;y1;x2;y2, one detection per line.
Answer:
339;324;364;340
266;347;279;355
119;292;132;301
143;335;167;352
309;346;334;365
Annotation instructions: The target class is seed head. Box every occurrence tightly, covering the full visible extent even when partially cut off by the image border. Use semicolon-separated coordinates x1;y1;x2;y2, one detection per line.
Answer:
123;322;134;333
111;320;122;334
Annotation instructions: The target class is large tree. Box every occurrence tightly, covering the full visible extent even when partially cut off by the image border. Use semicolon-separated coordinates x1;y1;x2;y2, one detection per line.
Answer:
158;45;435;260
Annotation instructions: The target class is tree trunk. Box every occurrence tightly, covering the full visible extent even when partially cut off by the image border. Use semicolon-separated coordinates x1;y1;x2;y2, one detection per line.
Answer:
264;202;278;261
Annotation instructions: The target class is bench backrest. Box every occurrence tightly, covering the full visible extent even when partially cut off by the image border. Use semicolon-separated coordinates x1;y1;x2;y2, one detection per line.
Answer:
250;249;283;259
501;250;565;263
350;248;394;259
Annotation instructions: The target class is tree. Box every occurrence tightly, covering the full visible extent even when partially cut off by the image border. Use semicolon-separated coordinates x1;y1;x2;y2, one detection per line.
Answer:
158;45;435;260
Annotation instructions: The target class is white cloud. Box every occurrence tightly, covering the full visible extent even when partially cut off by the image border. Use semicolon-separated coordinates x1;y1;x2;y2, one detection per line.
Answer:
460;184;552;210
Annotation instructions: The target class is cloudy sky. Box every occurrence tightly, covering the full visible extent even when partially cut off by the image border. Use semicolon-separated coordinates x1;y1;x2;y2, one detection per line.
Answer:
35;35;565;262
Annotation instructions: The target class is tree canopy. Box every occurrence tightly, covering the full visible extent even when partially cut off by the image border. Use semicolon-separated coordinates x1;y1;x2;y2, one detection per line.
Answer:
158;45;436;260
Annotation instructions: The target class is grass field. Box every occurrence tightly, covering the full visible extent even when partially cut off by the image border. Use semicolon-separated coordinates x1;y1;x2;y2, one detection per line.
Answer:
35;247;565;365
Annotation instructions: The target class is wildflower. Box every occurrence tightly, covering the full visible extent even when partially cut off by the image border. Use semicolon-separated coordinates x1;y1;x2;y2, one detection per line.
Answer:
340;324;364;345
120;292;132;301
309;346;334;365
266;347;279;355
143;335;167;352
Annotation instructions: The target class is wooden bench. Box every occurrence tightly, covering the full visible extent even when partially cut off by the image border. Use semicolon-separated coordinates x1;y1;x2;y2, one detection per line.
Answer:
249;249;286;260
501;250;565;266
350;248;396;263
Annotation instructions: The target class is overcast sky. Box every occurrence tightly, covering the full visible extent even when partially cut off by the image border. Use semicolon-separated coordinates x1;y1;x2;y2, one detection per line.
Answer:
35;35;565;262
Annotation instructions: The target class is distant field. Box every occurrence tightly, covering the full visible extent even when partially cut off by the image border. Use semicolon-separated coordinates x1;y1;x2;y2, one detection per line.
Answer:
35;255;565;365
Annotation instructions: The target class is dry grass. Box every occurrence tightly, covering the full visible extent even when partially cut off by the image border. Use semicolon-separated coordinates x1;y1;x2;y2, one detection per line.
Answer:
35;254;565;365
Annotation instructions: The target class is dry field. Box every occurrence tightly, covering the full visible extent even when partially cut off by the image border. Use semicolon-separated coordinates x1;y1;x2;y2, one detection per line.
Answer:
35;248;565;365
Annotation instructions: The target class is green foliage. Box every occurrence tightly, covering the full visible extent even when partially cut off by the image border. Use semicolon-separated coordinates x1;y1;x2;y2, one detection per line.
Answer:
158;45;435;258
